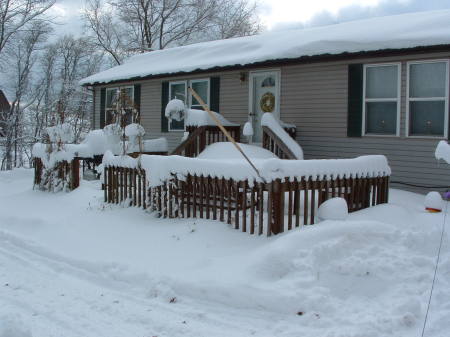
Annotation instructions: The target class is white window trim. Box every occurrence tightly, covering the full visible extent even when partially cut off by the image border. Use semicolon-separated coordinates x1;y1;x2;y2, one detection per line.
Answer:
405;59;449;138
167;79;210;132
105;86;134;125
362;63;401;137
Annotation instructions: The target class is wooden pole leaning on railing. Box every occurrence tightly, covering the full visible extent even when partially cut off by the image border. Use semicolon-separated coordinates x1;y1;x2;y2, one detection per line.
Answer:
188;87;265;182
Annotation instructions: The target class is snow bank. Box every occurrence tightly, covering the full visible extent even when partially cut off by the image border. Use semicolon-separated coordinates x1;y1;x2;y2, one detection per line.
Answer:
435;140;450;164
0;314;32;337
185;109;237;127
198;142;277;160
122;154;392;187
261;113;303;159
80;10;450;85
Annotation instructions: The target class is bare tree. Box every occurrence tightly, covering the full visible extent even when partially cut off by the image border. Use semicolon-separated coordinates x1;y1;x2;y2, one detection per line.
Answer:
1;20;50;170
0;0;55;57
83;0;261;65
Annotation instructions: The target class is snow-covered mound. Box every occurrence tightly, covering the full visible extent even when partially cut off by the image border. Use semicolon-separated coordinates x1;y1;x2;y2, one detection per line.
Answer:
198;142;277;160
318;197;348;221
80;10;450;85
435;140;450;164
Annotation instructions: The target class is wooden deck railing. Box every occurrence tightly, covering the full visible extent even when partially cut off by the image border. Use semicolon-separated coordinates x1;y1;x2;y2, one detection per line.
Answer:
104;164;390;236
262;126;297;159
171;125;241;157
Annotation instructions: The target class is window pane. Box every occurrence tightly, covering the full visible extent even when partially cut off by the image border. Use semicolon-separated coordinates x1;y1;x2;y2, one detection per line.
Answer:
170;83;186;102
121;87;134;108
366;65;398;99
170;119;184;130
409;101;445;136
365;102;397;134
191;81;208;108
410;62;447;98
106;89;118;109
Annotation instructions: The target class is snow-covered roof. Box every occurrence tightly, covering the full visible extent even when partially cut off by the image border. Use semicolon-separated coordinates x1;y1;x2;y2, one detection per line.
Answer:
80;10;450;86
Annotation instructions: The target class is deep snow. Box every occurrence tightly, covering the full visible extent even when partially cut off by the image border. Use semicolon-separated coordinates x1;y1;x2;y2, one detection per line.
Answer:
0;169;449;337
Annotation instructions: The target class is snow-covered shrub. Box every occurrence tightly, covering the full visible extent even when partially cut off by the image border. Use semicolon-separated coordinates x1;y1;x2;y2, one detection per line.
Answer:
318;197;348;221
125;123;145;153
425;191;443;212
103;124;122;154
165;99;186;122
46;123;74;144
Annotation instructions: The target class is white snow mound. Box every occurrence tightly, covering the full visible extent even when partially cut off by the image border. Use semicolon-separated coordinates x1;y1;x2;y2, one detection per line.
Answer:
425;191;443;211
318;197;349;221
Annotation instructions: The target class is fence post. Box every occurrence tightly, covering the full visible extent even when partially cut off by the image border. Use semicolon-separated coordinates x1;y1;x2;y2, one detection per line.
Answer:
271;179;284;235
71;159;80;190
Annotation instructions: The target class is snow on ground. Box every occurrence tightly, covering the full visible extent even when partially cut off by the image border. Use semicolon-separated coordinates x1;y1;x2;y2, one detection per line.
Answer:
0;169;449;337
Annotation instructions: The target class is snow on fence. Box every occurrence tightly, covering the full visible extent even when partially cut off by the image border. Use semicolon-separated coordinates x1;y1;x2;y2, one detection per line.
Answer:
103;154;391;235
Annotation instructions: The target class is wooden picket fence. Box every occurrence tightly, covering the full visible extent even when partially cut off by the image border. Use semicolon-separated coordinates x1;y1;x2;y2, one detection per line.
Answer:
34;157;80;191
103;165;147;208
104;164;390;236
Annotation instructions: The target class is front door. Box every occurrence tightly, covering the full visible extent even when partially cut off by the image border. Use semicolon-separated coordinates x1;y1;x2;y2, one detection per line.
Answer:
249;71;280;143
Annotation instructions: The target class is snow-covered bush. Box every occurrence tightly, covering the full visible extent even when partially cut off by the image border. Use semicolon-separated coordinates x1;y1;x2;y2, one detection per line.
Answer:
103;124;122;154
318;197;349;221
165;99;186;122
46;123;74;144
125;123;145;153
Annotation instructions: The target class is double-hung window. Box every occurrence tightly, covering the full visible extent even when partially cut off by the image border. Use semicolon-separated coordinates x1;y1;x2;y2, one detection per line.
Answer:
363;63;400;135
407;60;449;137
105;86;134;126
168;79;210;131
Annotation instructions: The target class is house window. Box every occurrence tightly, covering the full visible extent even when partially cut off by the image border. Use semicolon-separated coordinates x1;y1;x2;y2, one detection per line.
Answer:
168;79;210;131
407;60;449;137
363;63;400;135
105;86;134;125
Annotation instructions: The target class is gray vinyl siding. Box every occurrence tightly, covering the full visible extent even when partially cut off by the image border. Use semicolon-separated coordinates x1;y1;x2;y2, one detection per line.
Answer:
279;51;450;192
91;50;450;193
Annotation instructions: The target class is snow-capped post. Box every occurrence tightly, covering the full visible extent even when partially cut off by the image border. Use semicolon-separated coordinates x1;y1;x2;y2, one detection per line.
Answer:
187;87;264;182
243;120;254;144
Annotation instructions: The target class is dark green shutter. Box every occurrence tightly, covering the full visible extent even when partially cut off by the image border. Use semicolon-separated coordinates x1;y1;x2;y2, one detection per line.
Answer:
92;87;96;129
100;88;106;129
134;84;141;122
161;82;169;132
210;77;220;113
347;64;364;137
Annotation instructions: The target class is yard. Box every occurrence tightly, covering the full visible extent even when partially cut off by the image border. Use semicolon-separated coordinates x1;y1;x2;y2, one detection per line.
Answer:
0;169;449;337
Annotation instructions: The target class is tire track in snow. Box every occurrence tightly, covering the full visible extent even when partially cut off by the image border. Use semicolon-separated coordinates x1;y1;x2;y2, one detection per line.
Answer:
0;229;286;337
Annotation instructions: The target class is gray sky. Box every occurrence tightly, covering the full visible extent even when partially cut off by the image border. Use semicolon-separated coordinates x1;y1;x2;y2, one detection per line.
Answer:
49;0;450;36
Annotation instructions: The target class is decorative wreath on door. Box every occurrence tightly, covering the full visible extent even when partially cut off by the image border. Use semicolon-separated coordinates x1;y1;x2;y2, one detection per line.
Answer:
260;92;275;113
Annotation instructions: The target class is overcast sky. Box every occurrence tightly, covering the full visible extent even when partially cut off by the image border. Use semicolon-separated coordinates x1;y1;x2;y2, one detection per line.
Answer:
50;0;450;36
